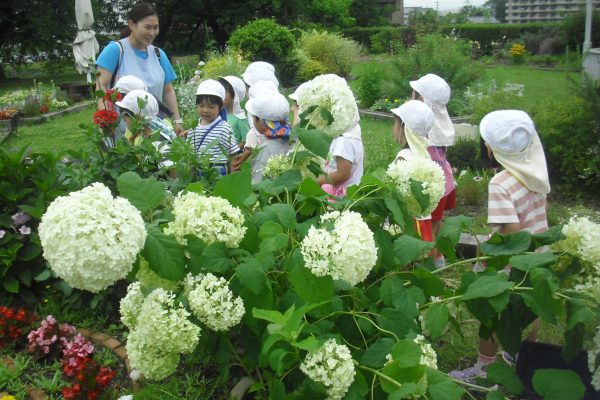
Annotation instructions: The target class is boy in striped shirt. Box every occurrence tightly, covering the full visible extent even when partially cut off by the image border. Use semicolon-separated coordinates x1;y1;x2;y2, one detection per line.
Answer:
451;110;551;382
187;79;240;176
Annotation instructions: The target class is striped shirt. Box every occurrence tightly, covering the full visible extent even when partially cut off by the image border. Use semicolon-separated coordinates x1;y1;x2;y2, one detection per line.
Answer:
187;117;238;164
487;170;548;234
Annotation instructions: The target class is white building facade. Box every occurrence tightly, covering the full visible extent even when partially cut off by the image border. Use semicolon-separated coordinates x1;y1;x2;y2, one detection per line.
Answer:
506;0;600;23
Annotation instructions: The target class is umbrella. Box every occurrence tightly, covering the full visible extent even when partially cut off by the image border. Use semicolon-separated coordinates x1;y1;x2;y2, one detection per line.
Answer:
73;0;99;83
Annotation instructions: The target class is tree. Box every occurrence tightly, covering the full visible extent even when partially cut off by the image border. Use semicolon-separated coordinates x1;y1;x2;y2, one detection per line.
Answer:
349;0;392;27
484;0;506;23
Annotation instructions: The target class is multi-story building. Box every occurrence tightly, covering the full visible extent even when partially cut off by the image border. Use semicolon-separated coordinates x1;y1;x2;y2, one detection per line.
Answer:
506;0;600;23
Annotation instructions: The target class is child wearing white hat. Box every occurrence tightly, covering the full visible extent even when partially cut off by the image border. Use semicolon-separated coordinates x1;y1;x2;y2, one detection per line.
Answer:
187;79;240;176
450;109;549;382
390;100;436;241
218;76;250;149
243;91;292;183
410;73;457;267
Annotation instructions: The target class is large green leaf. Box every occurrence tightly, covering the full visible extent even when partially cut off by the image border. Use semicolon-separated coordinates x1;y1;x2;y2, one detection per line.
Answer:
294;127;333;159
345;371;369;400
411;268;445;297
435;215;473;262
520;268;562;323
391;339;422;368
213;168;251;208
360;338;395;368
376;308;420;339
462;274;514;300
236;258;269;295
496;296;536;355
201;242;235;274
427;380;465;400
531;225;565;247
393;236;434;266
255;204;297;231
142;227;185;281
532;369;585;400
486;390;508;400
289;263;333;304
383;194;408;230
380;277;420;318
487;362;524;394
117;171;166;213
374;229;396;272
425;303;449;340
389;383;426;399
509;252;557;272
480;231;532;256
409;179;430;215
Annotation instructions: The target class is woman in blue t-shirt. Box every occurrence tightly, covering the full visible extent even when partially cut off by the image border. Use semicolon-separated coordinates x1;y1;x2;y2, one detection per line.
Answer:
95;2;184;136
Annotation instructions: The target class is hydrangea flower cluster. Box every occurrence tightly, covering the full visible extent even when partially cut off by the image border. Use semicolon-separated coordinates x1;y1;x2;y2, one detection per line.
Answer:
121;287;200;380
414;334;438;369
297;74;359;137
300;339;355;400
164;191;246;248
386;158;445;218
185;273;245;332
588;326;600;391
301;210;377;286
263;154;293;179
38;183;147;292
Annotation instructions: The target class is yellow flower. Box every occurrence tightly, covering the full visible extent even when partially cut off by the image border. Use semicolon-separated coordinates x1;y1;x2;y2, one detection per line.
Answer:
394;99;399;103
1;396;18;400
385;98;389;102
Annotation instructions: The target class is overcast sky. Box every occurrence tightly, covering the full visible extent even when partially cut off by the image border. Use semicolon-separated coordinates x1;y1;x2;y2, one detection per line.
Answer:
403;0;488;12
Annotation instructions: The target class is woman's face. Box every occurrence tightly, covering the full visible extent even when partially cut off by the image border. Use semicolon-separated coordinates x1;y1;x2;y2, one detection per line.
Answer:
393;117;407;146
129;15;159;47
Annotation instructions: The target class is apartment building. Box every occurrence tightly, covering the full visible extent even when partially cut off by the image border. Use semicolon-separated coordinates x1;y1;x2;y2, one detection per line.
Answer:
506;0;600;23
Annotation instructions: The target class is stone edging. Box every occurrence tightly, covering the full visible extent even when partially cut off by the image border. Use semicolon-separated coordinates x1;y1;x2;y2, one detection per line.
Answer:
0;328;137;400
18;101;94;125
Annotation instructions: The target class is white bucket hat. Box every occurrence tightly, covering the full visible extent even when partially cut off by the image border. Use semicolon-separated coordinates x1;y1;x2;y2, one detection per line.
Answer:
196;79;226;99
114;75;147;94
242;68;279;88
391;100;434;137
409;74;451;106
115;89;158;119
479;110;550;194
244;61;275;75
480;110;535;153
221;76;247;119
245;91;289;121
248;81;279;99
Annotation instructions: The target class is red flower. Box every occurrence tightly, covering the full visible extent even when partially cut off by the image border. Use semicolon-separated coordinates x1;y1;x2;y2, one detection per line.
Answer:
103;89;123;103
93;110;119;129
62;383;82;400
40;104;49;114
87;390;100;400
96;367;115;387
4;309;14;319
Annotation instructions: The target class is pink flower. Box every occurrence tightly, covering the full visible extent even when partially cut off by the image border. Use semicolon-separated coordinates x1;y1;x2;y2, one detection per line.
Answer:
12;212;31;226
19;225;31;235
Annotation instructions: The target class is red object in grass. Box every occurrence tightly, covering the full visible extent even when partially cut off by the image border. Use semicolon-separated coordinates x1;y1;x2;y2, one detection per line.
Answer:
0;306;37;348
40;104;49;114
92;109;119;129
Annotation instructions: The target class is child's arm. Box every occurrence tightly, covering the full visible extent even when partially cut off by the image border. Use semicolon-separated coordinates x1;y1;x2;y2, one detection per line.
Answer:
317;156;352;186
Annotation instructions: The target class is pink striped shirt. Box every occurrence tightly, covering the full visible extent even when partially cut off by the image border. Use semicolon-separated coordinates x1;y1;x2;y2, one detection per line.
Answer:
487;170;548;234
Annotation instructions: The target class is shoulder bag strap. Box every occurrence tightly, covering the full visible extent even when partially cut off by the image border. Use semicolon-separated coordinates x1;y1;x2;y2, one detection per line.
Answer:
109;41;124;89
195;119;225;153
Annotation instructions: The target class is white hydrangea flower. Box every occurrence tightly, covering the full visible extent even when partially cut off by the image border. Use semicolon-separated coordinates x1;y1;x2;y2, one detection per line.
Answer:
263;154;293;179
300;339;355;400
134;288;200;354
413;334;438;369
123;287;200;380
186;273;245;332
164;191;246;248
301;211;378;286
39;182;146;292
589;326;600;391
126;329;181;380
120;282;145;329
297;74;359;137
554;216;600;267
386;158;445;218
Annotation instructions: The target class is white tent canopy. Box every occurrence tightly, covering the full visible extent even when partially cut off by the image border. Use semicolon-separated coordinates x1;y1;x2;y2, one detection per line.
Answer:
73;0;99;83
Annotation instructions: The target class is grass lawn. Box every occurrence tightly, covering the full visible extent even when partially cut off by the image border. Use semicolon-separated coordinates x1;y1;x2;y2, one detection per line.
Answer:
3;107;94;153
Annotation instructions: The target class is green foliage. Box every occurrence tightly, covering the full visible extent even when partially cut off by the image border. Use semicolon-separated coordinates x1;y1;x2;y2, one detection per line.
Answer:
228;18;296;69
561;10;600;51
355;62;387;108
446;137;480;171
299;30;361;77
343;26;417;53
297;55;328;82
439;23;553;55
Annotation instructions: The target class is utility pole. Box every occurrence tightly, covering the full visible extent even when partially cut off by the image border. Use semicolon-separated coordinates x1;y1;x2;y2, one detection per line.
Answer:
584;0;593;53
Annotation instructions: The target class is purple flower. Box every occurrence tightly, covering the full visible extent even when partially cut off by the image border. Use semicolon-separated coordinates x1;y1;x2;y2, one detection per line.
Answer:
19;225;32;235
12;212;31;226
0;230;5;239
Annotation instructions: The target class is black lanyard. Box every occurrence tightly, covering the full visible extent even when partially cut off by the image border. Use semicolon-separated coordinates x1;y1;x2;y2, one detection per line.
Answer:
194;119;224;153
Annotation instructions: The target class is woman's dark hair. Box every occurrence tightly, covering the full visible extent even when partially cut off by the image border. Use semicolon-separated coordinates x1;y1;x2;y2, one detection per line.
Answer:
217;78;235;99
480;137;501;169
119;3;158;39
196;94;223;109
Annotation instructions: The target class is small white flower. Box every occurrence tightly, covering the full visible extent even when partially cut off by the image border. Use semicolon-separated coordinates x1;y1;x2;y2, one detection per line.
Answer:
129;369;141;382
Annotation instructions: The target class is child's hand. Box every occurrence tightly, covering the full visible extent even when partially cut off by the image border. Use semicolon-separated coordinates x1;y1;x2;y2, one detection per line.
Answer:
178;129;189;138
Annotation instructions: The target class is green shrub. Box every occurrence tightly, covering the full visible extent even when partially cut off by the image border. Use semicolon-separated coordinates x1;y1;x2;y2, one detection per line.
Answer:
446;137;481;171
297;55;328;82
389;34;483;115
342;26;417;53
355;62;386;108
298;30;361;77
468;89;529;126
455;170;490;208
200;49;248;80
228;18;295;62
561;10;600;51
439;23;553;56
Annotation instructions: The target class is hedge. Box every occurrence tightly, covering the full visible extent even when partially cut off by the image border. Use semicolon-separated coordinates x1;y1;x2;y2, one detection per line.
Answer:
342;26;417;53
